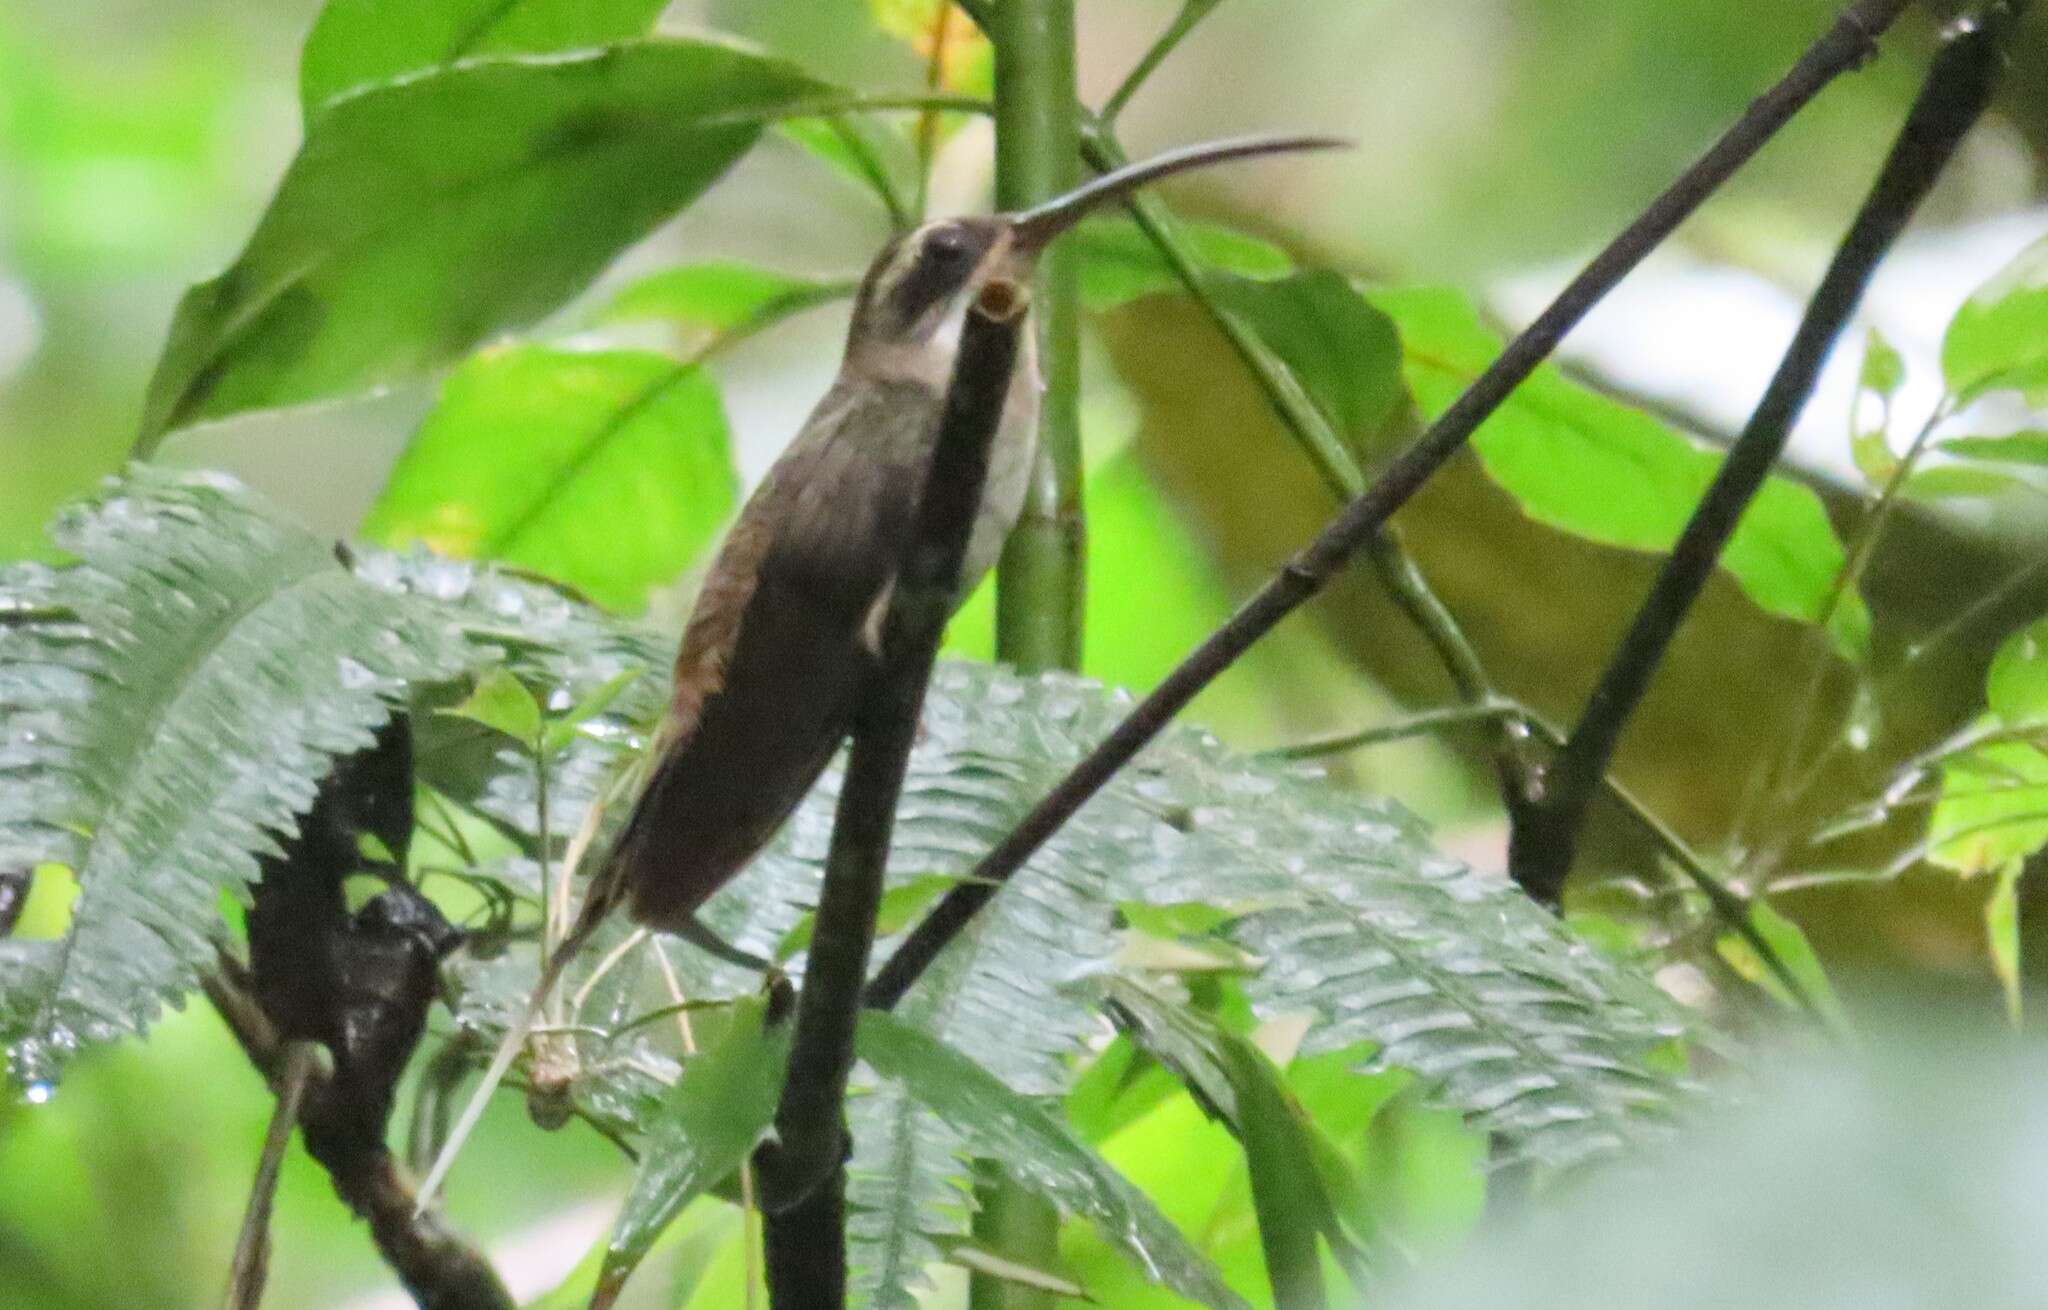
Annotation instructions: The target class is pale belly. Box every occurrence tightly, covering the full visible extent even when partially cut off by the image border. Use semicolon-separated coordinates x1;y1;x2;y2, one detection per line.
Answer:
958;334;1042;593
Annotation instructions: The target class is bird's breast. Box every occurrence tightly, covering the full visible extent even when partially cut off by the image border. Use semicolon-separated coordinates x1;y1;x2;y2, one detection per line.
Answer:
959;330;1042;590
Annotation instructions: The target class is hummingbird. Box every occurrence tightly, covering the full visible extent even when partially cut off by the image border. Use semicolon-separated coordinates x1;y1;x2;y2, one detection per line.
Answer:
588;133;1344;962
415;134;1342;1209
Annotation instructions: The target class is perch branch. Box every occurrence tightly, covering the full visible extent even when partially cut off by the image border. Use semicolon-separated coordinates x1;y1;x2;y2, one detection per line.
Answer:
1511;5;2010;908
756;282;1028;1305
865;0;1914;1011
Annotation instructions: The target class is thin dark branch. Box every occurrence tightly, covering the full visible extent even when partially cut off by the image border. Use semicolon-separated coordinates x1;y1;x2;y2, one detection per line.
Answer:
1511;6;2010;909
1262;700;1524;759
1086;127;1531;810
1267;700;1825;1019
225;1041;326;1310
755;283;1028;1303
864;0;1914;1012
203;968;516;1310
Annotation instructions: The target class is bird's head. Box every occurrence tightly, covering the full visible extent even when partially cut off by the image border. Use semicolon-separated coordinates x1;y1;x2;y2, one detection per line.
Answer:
844;133;1346;371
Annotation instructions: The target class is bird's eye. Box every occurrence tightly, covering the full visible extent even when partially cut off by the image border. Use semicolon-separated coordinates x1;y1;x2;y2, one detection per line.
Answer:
926;226;973;264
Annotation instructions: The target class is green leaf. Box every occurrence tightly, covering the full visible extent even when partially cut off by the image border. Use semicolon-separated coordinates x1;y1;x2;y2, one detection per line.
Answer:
1900;466;2025;502
1928;738;2048;877
1987;617;2048;724
1065;1036;1183;1148
775;116;913;219
299;0;671;117
1850;428;1900;486
856;1012;1252;1310
138;40;822;448
360;345;738;613
440;650;1692;1176
1713;900;1849;1032
1943;234;2048;405
1850;330;1904;486
1938;431;2048;466
845;1075;975;1310
0;469;477;1086
543;667;644;755
1070;216;1293;312
1858;327;1905;400
1209;271;1404;453
593;996;792;1308
1103;979;1362;1308
776;873;954;964
1374;286;1870;661
1057;1087;1267;1307
1929;619;2048;880
440;668;543;743
598;261;857;337
945;1243;1089;1300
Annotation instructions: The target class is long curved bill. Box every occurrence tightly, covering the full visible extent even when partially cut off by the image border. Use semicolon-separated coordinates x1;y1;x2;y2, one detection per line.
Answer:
1008;133;1350;254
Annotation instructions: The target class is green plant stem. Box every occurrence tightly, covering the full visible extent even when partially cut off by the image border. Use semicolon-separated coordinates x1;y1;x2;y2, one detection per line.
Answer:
1264;701;1525;759
981;5;1084;1292
1744;403;1951;856
1897;550;2048;675
991;0;1086;673
701;92;994;129
1101;0;1225;126
969;1162;1062;1310
821;116;913;231
1085;130;1510;765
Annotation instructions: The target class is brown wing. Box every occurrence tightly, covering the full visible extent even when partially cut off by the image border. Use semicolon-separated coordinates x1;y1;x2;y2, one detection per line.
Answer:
609;377;940;933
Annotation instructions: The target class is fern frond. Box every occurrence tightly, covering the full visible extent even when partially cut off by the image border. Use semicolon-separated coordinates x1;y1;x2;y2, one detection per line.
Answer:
0;468;476;1085
1101;727;1693;1167
846;1073;974;1310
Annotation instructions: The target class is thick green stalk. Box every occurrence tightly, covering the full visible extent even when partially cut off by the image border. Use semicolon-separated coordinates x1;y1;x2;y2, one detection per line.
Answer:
979;2;1083;1293
968;1162;1062;1310
991;0;1086;672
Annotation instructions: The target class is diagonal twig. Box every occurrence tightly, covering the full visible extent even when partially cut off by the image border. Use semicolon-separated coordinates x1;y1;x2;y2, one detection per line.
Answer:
204;964;515;1310
223;1040;326;1310
865;0;1916;1011
1510;4;2014;909
1085;126;1530;803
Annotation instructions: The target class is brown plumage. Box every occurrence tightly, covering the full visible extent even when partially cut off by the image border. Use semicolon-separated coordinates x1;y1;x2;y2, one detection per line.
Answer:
608;374;996;935
582;134;1345;955
412;136;1347;1212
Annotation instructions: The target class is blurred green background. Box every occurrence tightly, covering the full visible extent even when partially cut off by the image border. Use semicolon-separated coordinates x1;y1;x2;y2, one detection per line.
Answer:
5;0;2048;1305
